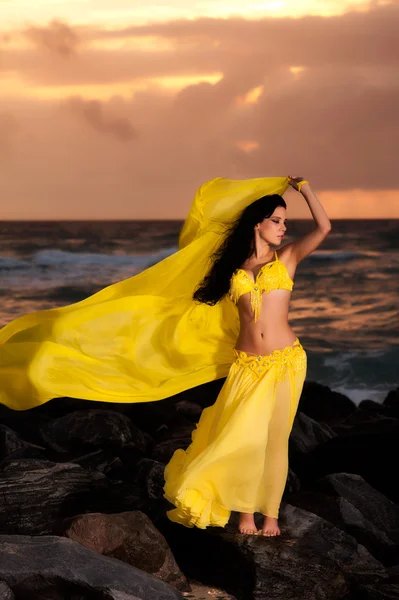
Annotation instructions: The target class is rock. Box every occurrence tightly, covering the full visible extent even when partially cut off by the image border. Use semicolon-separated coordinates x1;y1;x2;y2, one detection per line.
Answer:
299;381;356;424
0;424;27;458
158;503;387;600
135;458;167;501
69;448;124;476
0;534;182;599
39;409;152;455
286;489;399;566
0;458;143;535
332;412;398;436
65;511;189;591
284;468;301;494
314;473;399;539
175;400;203;421
290;411;336;455
151;438;191;464
169;379;225;410
0;580;14;600
383;388;399;416
293;420;399;503
126;400;180;440
355;583;399;599
0;424;45;465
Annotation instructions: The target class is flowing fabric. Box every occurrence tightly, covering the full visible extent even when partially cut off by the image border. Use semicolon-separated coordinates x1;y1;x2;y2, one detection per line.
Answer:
164;339;307;528
0;176;290;411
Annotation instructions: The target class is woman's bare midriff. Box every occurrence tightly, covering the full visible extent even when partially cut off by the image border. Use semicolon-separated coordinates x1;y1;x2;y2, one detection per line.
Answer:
235;289;297;356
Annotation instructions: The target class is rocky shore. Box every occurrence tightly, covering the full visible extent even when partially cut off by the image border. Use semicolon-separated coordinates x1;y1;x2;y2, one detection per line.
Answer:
0;378;398;599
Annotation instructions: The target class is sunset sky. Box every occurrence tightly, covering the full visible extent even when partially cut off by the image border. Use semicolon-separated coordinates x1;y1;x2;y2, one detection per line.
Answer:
0;0;398;219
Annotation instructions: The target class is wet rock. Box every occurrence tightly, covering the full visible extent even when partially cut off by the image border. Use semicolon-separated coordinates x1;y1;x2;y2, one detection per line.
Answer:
0;458;143;535
65;510;189;591
299;381;356;425
39;408;151;455
0;534;182;600
158;503;387;600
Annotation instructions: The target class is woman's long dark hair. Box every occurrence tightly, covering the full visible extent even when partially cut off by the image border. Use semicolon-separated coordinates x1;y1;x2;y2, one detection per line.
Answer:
193;194;287;305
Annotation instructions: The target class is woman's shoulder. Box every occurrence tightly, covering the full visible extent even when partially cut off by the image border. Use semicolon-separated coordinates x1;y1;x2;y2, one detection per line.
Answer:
276;245;297;280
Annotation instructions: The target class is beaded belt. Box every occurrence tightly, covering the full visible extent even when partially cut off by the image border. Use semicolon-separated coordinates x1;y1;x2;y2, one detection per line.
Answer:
233;339;307;381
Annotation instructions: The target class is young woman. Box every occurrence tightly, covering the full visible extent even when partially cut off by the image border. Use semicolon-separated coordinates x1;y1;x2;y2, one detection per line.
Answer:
0;174;330;538
163;175;331;536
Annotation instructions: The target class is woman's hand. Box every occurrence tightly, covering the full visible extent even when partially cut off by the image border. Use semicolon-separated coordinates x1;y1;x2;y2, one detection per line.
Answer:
287;175;308;191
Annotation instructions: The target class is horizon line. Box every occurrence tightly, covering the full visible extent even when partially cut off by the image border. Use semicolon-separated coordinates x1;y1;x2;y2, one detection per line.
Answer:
1;217;398;222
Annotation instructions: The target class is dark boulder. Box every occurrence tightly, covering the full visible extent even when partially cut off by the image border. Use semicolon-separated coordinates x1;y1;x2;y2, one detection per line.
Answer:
298;381;356;425
135;457;167;501
0;534;182;600
39;408;151;455
175;400;203;421
0;458;143;535
156;503;387;600
290;411;336;455
293;420;399;503
65;510;190;591
151;438;191;464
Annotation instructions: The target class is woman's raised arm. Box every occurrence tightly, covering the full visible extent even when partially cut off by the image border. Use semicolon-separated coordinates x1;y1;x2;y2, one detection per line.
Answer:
283;175;331;264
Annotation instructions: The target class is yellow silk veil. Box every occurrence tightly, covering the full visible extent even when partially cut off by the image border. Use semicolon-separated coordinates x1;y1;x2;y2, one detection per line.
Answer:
0;176;289;410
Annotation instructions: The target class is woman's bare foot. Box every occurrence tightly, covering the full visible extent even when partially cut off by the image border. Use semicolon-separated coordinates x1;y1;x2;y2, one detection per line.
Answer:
238;512;258;534
259;516;280;537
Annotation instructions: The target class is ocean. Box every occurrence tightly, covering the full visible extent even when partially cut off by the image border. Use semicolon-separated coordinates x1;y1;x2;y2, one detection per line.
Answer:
0;219;397;405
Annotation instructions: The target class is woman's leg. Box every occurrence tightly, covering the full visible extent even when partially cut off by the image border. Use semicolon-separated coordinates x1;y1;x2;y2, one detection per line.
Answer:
257;364;306;536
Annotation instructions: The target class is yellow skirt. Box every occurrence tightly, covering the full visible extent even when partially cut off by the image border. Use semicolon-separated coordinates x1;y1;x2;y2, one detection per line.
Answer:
163;338;307;529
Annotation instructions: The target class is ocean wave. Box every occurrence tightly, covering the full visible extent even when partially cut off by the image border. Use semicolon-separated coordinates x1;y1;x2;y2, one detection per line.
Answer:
0;246;178;272
308;250;381;262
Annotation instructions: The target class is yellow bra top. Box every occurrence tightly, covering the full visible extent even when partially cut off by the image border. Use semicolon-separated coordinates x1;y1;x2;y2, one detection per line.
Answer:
229;250;294;322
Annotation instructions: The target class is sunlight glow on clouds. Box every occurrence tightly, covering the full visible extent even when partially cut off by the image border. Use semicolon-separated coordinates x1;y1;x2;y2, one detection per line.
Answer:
235;140;261;152
0;0;386;29
236;86;264;105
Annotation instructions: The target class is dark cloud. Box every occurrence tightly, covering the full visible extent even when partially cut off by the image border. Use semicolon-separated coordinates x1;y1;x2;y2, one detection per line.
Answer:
65;97;139;141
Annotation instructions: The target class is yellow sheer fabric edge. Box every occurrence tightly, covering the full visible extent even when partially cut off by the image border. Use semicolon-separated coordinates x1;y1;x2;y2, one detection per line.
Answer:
0;176;290;410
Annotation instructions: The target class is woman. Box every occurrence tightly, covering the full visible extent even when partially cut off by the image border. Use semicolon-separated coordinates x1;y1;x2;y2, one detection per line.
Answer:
0;174;330;536
163;175;331;536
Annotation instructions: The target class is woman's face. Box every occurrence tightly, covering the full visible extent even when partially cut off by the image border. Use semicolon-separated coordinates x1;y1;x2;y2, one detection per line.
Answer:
256;206;287;245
